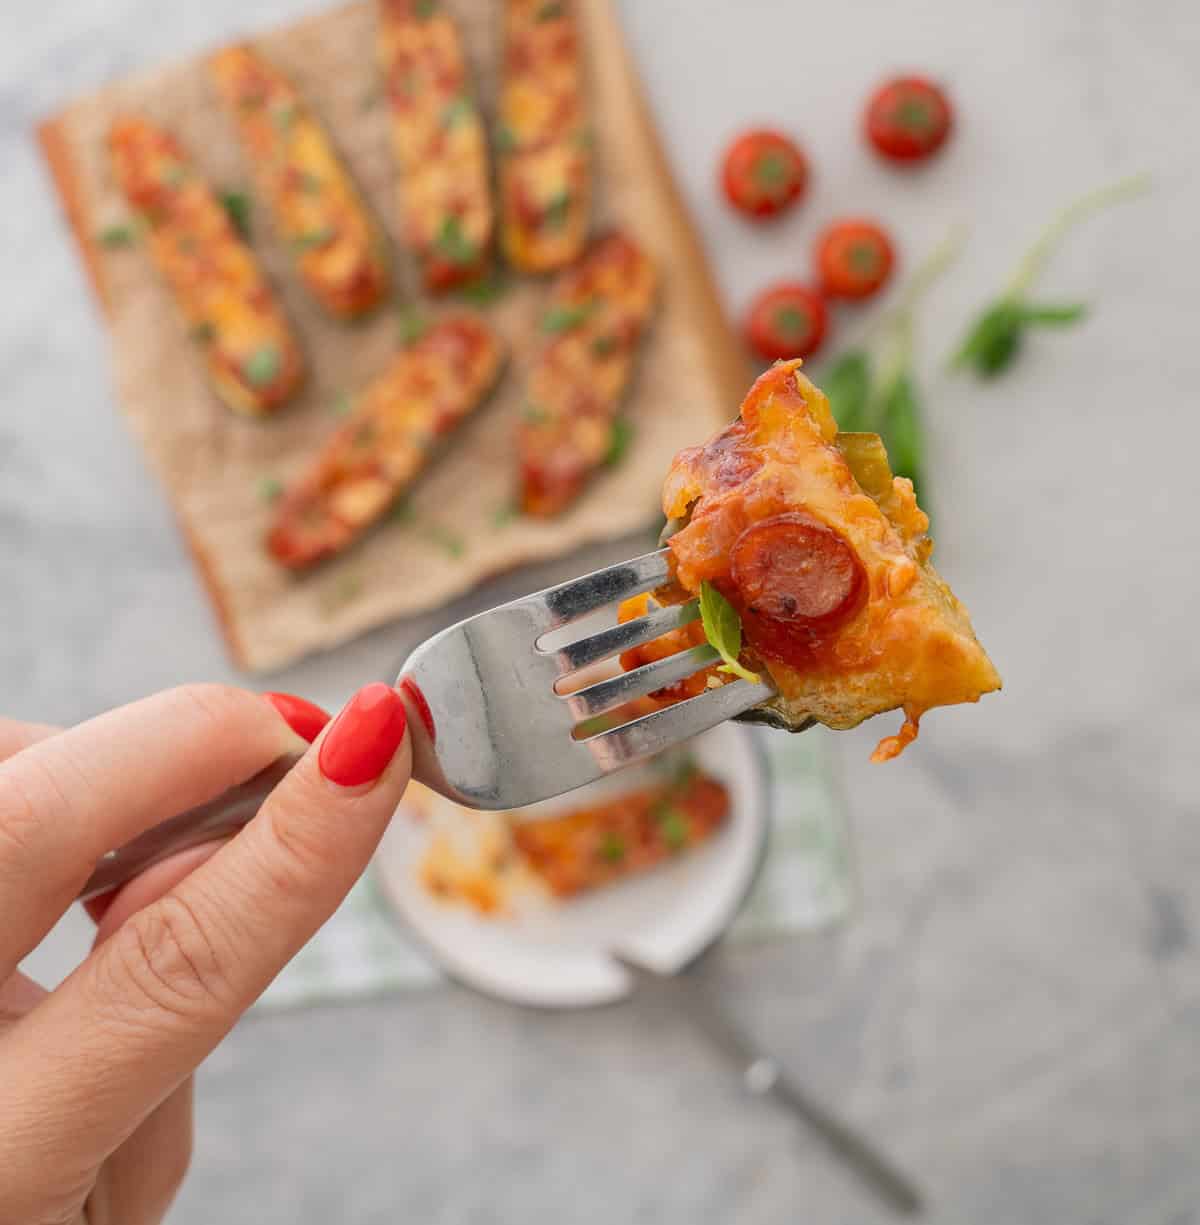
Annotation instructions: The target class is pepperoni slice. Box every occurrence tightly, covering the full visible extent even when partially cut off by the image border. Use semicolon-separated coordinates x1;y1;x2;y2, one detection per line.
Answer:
730;513;864;624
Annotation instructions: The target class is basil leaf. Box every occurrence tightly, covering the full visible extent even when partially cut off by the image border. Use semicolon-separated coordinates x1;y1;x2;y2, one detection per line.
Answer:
879;373;925;501
243;345;281;388
823;349;873;433
441;95;473;128
290;227;335;252
458;272;509;305
951;301;1023;377
397;310;429;345
434;215;479;266
698;581;760;684
98;223;138;249
257;476;283;504
541;301;594;333
220;191;252;239
1018;301;1087;326
599;832;625;863
603;418;633;467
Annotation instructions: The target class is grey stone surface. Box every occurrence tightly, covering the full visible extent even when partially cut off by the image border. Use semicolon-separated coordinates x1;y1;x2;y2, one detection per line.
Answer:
4;0;1200;1221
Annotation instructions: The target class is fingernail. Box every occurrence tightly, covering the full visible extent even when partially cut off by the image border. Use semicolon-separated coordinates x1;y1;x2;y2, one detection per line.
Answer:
318;683;408;788
264;692;332;743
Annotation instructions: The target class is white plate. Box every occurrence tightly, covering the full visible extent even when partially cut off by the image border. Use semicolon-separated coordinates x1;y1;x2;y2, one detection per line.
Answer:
373;722;771;1009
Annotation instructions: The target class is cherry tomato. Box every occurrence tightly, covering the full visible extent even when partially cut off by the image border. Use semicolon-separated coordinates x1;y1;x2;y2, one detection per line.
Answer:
815;218;896;301
865;76;953;163
744;283;828;361
721;129;808;220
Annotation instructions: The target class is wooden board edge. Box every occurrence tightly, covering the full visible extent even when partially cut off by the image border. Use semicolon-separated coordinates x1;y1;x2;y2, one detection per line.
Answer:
37;115;113;316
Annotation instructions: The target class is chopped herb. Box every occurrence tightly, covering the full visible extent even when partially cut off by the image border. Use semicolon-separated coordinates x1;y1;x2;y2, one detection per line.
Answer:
457;272;509;305
603;418;634;467
536;0;566;19
163;164;189;187
543;190;572;229
189;321;216;345
698;581;760;684
491;501;519;528
296;170;323;194
598;832;625;863
319;572;365;617
220;191;252;239
495;125;519;154
389;498;414;523
257;475;284;504
434;215;479;267
522;401;551;425
591;334;618;358
660;812;689;851
397;309;429;345
422;523;466;558
97;223;138;249
670;756;699;790
290;227;335;252
243;345;281;388
272;102;297;131
441;95;474;128
541;301;594;333
414;0;437;16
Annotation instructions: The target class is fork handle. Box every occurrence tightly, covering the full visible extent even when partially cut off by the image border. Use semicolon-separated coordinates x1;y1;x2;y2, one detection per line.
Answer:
76;755;301;902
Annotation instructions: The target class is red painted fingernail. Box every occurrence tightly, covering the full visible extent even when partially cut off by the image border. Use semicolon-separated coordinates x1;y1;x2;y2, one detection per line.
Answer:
318;683;408;788
264;692;332;743
400;676;436;743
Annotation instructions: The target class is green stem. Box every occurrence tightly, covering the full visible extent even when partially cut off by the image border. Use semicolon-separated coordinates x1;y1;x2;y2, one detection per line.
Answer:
1005;172;1151;297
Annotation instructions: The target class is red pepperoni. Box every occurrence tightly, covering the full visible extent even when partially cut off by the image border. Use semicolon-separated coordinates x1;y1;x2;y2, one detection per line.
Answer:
730;513;864;624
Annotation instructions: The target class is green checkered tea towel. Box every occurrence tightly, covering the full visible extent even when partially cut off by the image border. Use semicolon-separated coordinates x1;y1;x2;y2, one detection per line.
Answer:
258;729;852;1010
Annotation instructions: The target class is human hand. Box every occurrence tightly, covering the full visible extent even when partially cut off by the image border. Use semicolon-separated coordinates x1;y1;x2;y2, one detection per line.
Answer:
0;682;411;1224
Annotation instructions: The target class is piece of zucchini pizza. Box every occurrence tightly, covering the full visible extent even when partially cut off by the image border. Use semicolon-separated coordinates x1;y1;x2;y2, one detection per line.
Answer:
517;231;657;516
267;314;504;568
623;359;1001;760
498;0;590;273
209;45;389;319
109;117;304;416
511;762;729;898
377;0;493;291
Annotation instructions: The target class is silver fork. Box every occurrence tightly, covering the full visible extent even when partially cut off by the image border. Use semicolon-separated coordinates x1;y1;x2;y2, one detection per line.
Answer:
80;548;776;900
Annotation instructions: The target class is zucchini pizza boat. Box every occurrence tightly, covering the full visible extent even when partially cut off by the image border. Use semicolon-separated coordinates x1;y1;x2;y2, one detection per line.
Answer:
517;231;657;516
498;0;590;273
622;359;1001;760
377;0;493;291
209;45;390;319
267;314;504;568
108;117;304;416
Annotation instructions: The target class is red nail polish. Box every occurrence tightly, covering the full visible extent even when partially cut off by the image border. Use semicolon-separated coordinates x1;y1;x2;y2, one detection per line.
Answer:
265;692;332;743
319;683;408;788
400;676;436;744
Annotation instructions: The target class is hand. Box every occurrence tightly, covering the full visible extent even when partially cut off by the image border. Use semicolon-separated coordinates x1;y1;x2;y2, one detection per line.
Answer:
0;682;411;1224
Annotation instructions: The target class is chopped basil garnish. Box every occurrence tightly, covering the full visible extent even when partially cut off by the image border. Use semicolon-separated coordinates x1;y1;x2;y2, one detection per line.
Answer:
543;190;572;229
163;164;189;187
422;523;466;558
272;102;297;131
290;227;335;252
541;301;595;333
414;0;437;16
458;272;509;305
189;321;216;345
243;345;281;388
491;502;519;528
603;418;633;467
397;310;429;345
495;125;518;154
389;498;414;524
220;191;252;239
331;391;355;417
257;476;283;504
591;334;618;357
536;0;566;19
441;96;474;128
522;402;551;425
660;812;689;851
599;832;625;863
698;581;760;684
434;215;479;267
97;223;138;249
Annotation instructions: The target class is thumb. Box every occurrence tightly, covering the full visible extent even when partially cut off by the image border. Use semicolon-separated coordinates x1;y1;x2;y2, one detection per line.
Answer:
1;683;410;1180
